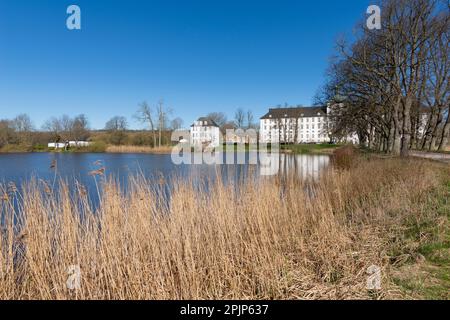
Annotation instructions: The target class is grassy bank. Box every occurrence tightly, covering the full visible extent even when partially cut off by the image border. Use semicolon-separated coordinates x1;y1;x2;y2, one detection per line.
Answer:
105;145;173;154
0;154;448;299
282;143;342;154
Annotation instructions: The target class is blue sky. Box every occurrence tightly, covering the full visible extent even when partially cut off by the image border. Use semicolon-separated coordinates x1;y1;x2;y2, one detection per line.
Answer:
0;0;373;129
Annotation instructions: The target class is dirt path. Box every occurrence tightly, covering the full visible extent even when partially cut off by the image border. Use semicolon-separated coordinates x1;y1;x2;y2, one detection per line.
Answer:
410;151;450;164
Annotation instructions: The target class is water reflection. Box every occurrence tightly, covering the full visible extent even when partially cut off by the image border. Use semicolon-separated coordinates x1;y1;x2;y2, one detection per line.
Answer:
0;152;331;203
277;154;330;180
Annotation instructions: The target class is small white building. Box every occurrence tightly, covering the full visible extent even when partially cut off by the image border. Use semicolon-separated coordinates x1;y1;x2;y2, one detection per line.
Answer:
48;141;91;149
190;117;220;147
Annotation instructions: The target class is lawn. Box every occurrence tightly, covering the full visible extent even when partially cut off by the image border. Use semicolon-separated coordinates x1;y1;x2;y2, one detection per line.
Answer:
281;143;341;154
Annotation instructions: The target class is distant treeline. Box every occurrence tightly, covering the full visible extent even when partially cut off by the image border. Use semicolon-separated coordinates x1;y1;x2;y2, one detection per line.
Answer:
0;113;175;153
0;100;261;152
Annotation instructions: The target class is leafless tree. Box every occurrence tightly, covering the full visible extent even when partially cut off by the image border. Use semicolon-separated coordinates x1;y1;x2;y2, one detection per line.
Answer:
105;116;128;145
207;112;228;128
246;110;254;129
72;114;90;142
42;117;63;145
157;99;172;147
12;113;34;145
170;117;184;130
319;0;449;155
234;108;245;128
135;101;157;147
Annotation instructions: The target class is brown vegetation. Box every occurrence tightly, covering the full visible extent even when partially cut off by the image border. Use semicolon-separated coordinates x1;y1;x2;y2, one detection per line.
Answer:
0;155;448;299
105;145;174;154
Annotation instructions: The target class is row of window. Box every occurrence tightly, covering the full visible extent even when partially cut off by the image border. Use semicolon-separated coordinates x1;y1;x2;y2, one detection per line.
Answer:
265;133;327;139
263;124;324;131
192;133;214;138
192;126;212;132
262;117;325;124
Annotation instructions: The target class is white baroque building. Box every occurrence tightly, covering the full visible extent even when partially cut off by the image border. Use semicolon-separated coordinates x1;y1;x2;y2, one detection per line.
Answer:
260;106;331;144
190;117;221;147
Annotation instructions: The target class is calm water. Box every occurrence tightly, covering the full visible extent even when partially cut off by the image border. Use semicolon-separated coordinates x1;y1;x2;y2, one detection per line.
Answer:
0;152;330;201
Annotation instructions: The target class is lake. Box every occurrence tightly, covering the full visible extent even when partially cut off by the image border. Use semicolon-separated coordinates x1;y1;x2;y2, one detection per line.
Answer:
0;152;330;201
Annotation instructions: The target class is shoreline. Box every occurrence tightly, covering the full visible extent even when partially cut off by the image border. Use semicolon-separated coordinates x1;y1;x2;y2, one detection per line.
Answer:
0;143;344;156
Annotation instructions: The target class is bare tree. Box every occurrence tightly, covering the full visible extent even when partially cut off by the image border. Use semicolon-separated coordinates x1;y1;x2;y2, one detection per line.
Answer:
12;114;34;145
318;0;449;155
170;117;184;130
135;101;157;147
155;99;173;147
105;116;128;131
105;116;128;145
43;117;63;145
72;114;90;142
0;120;14;148
234;108;245;128
207;112;228;128
246;110;254;129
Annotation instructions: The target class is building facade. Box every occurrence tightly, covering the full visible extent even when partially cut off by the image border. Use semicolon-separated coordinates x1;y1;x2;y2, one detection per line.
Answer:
260;106;330;144
190;117;221;147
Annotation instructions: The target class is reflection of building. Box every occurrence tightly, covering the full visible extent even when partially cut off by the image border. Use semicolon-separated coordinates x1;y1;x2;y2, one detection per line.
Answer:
260;106;329;144
261;153;330;179
190;117;220;147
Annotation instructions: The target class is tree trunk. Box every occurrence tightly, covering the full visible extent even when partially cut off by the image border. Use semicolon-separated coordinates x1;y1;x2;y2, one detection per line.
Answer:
400;95;413;157
392;99;402;155
438;116;450;151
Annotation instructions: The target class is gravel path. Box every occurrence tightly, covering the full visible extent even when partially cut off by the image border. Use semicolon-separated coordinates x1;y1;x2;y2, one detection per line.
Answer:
410;151;450;164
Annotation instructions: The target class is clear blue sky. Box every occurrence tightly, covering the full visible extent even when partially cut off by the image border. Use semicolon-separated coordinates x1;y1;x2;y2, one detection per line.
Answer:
0;0;373;129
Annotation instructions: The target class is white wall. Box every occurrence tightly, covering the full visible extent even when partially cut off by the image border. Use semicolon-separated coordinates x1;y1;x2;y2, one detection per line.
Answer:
260;116;328;144
190;126;220;147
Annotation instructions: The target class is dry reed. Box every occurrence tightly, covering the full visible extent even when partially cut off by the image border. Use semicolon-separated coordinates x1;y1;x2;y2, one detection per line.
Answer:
105;145;173;154
0;156;448;300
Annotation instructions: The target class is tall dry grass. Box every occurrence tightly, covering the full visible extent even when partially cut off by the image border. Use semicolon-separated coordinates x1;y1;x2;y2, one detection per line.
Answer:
105;145;173;154
0;156;448;299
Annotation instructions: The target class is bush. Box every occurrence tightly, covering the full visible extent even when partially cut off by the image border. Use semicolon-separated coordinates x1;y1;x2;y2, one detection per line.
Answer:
32;144;48;152
86;141;107;153
333;146;356;169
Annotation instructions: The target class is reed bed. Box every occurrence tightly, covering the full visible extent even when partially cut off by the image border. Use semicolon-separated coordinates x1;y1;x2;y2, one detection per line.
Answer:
0;156;448;300
106;145;173;154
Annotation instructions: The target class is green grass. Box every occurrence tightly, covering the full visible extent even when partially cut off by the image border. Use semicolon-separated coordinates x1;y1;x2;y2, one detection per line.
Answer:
0;144;33;153
392;176;450;300
281;143;341;154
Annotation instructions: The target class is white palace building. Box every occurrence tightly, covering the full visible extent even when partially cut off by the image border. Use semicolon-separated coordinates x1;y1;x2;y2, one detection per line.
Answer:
190;117;221;147
259;106;331;144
